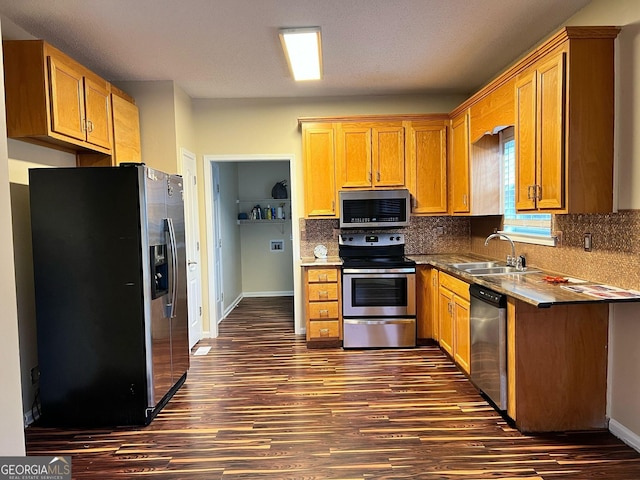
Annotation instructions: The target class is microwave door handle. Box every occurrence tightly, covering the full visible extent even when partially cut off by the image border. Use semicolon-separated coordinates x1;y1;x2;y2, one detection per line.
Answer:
165;218;178;319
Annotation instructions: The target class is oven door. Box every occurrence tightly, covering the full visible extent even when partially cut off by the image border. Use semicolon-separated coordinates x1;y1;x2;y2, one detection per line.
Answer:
342;268;416;317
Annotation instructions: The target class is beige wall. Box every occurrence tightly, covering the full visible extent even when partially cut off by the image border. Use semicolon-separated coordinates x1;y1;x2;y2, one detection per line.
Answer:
0;18;27;455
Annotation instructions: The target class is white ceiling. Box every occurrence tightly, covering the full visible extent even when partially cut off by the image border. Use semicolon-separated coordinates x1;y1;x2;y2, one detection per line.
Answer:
0;0;591;99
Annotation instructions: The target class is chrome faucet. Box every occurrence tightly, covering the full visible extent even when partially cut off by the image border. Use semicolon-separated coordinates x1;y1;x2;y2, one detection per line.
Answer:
484;233;517;267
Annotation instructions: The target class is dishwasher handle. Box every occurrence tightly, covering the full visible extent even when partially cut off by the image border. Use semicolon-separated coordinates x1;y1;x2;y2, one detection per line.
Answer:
469;284;506;308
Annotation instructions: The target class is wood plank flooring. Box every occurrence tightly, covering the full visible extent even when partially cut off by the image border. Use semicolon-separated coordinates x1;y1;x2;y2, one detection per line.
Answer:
26;297;640;479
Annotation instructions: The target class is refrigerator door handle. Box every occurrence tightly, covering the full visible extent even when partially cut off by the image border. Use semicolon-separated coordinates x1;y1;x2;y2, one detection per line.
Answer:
165;217;179;319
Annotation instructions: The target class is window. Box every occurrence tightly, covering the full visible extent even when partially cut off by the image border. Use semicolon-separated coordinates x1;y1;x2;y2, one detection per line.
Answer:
499;128;556;246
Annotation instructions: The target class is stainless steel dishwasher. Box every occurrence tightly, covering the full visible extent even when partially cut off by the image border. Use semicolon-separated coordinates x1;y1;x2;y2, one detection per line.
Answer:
469;284;508;411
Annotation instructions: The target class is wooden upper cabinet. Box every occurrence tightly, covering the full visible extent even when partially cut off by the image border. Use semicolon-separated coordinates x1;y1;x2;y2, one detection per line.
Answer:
302;123;338;217
3;40;112;154
406;120;447;214
511;28;619;214
111;93;142;164
449;111;470;214
469;77;515;144
372;123;405;187
337;122;405;189
337;124;372;188
515;52;565;212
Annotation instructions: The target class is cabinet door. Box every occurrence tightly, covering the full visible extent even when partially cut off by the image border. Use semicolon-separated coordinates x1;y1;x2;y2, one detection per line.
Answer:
438;286;454;356
303;123;338;217
337;124;372;188
515;70;537;211
417;266;440;341
449;112;470;214
410;123;447;214
112;94;142;164
453;295;470;374
48;54;86;142
536;52;565;210
372;124;405;187
84;77;112;149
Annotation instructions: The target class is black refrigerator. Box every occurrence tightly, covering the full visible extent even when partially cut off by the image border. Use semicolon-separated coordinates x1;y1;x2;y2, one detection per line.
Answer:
29;164;189;426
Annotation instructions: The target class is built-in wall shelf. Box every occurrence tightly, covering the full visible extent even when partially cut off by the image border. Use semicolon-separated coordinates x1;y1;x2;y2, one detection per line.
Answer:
237;199;290;233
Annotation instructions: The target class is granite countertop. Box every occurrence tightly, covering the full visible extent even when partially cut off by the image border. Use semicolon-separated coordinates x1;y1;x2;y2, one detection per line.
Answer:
300;256;343;267
409;254;640;308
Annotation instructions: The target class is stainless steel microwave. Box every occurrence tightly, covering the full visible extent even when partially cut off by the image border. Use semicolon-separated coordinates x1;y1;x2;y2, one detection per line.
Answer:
339;189;411;228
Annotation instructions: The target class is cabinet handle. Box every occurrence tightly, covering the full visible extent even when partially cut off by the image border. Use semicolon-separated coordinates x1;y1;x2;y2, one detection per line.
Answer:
527;185;534;200
462;194;467;206
318;290;328;299
319;274;328;282
536;184;542;201
319;328;330;337
377;171;381;182
332;200;335;211
319;309;329;317
87;120;94;133
368;171;372;182
82;118;88;132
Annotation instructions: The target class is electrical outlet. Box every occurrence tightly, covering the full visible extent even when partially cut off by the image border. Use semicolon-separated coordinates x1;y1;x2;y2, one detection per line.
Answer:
584;232;592;252
30;366;40;385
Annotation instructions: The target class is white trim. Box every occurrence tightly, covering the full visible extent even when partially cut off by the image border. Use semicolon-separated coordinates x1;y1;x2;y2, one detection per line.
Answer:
243;290;294;297
203;154;303;336
222;293;243;322
610;419;640;453
497;230;557;247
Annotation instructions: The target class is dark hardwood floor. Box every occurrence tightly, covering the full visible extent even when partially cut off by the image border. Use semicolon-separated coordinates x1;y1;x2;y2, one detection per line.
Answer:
26;297;640;479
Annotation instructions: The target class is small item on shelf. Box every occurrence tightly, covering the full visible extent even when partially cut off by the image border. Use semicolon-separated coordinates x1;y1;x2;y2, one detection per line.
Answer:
271;180;288;199
238;212;248;220
277;204;284;220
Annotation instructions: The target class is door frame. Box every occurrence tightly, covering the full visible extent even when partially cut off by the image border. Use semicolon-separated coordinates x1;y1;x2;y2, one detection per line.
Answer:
203;154;302;338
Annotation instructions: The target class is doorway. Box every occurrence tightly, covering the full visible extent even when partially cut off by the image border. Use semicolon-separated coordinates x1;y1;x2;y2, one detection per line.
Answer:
203;154;303;338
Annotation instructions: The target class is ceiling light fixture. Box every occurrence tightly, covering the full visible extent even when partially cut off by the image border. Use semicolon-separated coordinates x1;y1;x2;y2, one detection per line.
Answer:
279;27;323;81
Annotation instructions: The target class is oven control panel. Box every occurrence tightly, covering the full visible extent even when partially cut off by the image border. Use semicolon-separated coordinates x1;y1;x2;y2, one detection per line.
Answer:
339;233;405;247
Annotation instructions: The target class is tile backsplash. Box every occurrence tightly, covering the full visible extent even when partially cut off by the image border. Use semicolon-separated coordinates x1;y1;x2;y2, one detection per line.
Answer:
299;216;470;258
470;210;640;291
300;210;640;291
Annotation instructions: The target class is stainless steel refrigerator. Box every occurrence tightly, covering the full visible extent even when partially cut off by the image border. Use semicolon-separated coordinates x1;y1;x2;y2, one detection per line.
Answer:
29;164;189;426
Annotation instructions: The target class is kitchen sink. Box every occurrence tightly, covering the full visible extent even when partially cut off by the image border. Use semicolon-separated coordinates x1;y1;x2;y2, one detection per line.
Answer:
465;266;539;276
449;261;500;269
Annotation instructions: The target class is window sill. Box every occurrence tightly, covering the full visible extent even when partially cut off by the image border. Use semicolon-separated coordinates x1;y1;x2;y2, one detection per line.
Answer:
498;230;557;247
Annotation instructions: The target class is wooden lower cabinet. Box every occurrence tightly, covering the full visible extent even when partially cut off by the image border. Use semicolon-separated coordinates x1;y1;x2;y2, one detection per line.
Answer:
437;271;471;374
304;266;342;348
507;298;609;432
416;266;439;343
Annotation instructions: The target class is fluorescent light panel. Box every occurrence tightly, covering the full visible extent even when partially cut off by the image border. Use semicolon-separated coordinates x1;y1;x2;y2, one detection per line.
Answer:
279;27;322;81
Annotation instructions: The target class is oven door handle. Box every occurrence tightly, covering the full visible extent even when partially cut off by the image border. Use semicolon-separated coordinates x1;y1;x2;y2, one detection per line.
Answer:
343;319;416;325
342;268;416;274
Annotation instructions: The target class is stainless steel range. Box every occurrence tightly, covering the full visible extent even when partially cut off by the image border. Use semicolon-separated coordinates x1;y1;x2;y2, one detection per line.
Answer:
339;233;416;348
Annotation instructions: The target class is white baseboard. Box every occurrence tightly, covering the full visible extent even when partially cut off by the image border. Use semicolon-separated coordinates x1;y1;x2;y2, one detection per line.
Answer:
243;291;294;297
609;418;640;453
220;294;244;323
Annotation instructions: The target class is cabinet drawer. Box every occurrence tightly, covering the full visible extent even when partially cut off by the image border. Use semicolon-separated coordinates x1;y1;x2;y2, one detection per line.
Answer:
307;268;338;283
308;301;339;320
308;320;340;339
439;271;470;300
308;283;339;301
